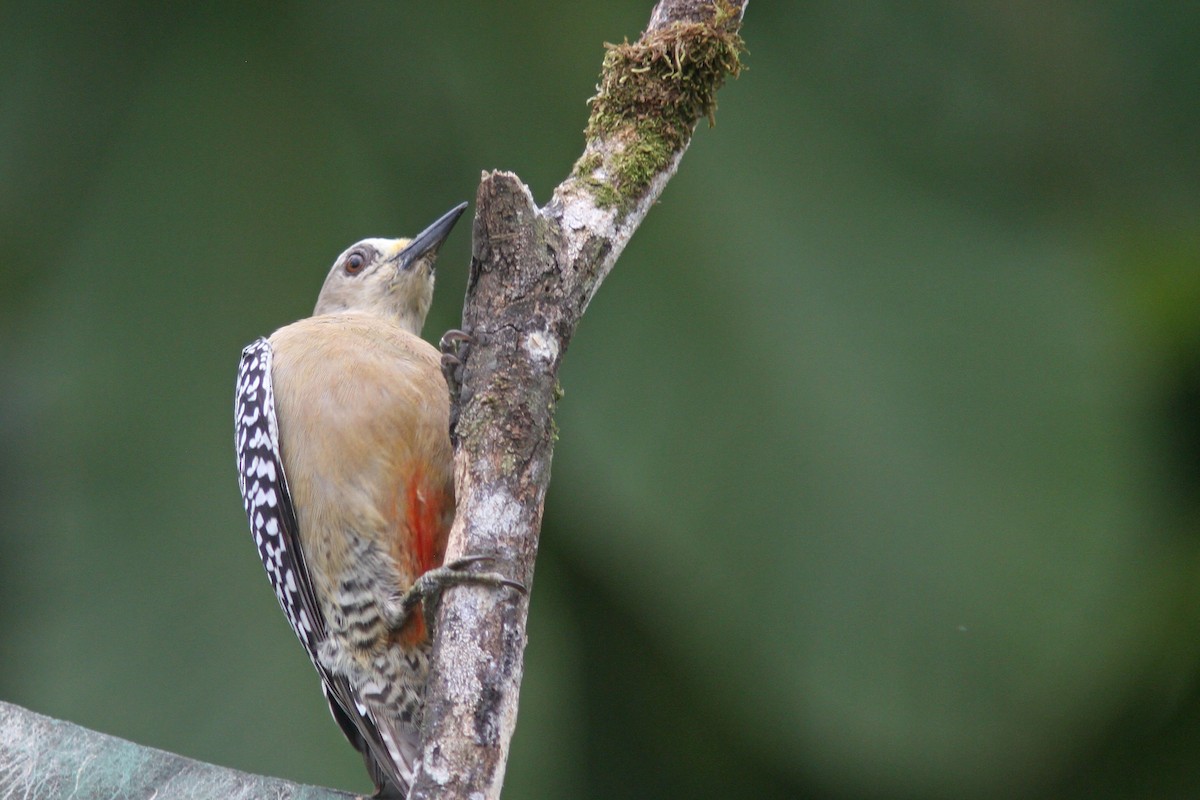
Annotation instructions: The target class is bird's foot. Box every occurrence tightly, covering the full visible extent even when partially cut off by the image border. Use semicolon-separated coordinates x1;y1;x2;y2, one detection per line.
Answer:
394;555;526;638
439;329;472;394
439;329;473;442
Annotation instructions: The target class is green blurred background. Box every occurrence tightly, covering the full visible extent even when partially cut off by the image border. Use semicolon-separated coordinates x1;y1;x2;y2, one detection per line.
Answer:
3;3;1200;798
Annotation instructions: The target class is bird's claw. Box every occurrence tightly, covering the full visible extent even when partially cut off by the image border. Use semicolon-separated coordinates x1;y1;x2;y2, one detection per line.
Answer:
440;554;527;594
395;554;526;638
440;329;473;441
439;329;472;350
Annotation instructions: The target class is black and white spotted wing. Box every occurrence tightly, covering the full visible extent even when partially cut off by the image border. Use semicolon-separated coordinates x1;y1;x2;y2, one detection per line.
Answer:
234;338;323;660
234;338;407;794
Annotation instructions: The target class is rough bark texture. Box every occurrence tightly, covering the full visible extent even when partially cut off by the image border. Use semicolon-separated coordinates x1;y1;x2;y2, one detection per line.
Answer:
0;700;353;800
409;2;746;799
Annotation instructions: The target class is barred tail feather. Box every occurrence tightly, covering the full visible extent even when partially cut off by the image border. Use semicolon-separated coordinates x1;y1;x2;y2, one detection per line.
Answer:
371;703;421;797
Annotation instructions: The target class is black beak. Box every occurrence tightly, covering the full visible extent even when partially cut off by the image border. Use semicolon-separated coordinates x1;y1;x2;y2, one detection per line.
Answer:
396;202;468;271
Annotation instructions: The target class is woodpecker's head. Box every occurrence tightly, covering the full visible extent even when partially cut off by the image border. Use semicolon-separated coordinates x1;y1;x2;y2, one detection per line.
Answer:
314;202;468;334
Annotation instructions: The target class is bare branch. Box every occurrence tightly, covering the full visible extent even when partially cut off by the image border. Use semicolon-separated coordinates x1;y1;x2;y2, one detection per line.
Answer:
0;700;353;800
410;2;747;798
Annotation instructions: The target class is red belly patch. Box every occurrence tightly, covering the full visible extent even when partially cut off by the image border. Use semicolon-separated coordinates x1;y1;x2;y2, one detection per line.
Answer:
405;468;445;577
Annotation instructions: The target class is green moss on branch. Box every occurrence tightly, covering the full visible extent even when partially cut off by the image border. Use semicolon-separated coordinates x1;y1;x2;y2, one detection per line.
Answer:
572;0;744;212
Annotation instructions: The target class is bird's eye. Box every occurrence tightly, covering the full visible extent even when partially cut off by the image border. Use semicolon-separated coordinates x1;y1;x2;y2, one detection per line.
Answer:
344;252;367;275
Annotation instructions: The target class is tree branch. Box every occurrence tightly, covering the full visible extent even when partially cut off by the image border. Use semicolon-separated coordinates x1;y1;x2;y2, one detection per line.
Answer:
410;2;746;798
0;700;353;800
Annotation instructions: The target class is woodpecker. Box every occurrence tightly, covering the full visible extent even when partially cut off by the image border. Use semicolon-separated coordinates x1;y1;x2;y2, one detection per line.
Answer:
234;203;517;798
